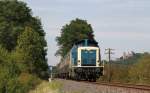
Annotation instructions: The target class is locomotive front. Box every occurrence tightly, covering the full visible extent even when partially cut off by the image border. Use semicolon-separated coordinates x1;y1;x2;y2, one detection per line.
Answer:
70;39;104;81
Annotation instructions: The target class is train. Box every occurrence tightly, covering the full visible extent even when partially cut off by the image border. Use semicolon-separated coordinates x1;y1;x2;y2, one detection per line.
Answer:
56;39;104;81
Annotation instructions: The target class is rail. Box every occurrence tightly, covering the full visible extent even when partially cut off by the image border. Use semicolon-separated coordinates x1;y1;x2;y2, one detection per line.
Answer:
83;81;150;91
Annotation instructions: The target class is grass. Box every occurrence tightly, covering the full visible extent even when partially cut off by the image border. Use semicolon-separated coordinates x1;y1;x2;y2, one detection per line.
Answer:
29;80;63;93
29;80;88;93
49;80;63;90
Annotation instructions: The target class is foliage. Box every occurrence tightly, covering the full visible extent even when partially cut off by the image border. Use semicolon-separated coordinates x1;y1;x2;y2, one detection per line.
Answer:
0;46;20;93
29;81;63;93
114;53;144;65
49;81;63;90
0;0;48;93
128;54;150;84
18;73;41;93
0;0;45;51
0;38;42;93
99;63;129;83
100;53;150;85
0;46;8;63
15;27;48;79
56;18;95;57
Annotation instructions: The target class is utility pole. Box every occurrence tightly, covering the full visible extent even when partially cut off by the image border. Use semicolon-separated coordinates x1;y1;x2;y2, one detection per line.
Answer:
105;48;115;82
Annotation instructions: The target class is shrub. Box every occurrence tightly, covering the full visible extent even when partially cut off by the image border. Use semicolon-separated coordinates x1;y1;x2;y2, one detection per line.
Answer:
129;54;150;84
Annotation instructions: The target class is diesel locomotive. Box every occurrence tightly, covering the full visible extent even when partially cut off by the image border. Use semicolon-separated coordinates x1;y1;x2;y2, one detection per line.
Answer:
57;39;104;81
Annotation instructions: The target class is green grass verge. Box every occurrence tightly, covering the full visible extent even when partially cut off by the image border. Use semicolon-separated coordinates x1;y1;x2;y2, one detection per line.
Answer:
29;80;63;93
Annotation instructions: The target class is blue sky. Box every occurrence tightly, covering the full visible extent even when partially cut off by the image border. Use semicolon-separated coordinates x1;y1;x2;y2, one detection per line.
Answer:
21;0;150;65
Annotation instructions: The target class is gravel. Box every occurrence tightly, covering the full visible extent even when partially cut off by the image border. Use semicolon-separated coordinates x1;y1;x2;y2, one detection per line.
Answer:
56;79;150;93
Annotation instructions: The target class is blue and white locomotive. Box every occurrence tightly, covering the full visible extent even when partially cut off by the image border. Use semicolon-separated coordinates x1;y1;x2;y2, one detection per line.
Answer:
57;39;104;81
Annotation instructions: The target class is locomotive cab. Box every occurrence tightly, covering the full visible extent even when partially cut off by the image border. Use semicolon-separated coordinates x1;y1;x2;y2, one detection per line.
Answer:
70;39;104;81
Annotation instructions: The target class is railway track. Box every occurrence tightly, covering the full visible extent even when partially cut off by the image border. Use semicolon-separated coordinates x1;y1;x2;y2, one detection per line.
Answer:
82;81;150;91
57;78;150;91
56;79;150;93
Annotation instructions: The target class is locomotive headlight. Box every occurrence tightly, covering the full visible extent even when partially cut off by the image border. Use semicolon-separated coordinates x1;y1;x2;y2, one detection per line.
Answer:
78;60;80;63
97;60;100;66
78;60;80;64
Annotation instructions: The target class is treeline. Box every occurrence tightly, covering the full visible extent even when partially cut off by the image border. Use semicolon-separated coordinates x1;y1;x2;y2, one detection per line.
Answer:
100;53;150;85
0;0;48;93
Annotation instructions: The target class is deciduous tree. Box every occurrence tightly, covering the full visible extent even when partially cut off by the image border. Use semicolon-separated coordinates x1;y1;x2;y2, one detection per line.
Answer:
56;18;95;57
0;0;45;51
15;27;48;79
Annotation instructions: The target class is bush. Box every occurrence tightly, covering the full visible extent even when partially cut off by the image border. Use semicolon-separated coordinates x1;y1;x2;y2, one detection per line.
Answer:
129;54;150;84
99;64;129;83
0;46;42;93
18;73;41;93
0;60;21;93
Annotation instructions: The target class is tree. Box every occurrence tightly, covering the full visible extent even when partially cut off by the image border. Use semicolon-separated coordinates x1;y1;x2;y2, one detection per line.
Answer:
15;27;48;79
0;0;45;51
56;18;95;57
0;45;21;93
0;0;48;92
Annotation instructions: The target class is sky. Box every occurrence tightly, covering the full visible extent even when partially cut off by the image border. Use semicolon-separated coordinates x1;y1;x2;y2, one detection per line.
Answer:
21;0;150;66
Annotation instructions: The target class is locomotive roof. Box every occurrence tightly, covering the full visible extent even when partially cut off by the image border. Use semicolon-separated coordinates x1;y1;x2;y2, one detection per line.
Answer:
74;39;98;47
